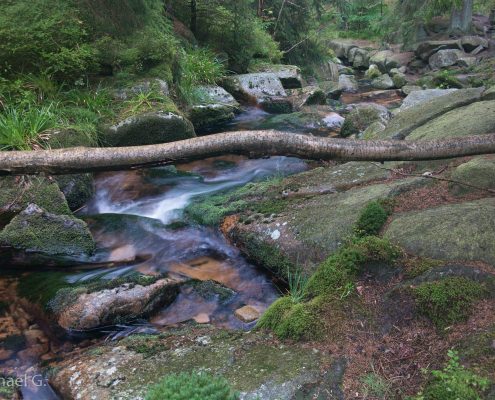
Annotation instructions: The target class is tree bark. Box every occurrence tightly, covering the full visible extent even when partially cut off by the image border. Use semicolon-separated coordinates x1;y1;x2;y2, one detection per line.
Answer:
450;0;473;34
0;130;494;176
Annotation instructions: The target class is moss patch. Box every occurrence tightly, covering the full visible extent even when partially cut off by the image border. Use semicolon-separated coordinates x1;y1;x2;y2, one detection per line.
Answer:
413;277;489;329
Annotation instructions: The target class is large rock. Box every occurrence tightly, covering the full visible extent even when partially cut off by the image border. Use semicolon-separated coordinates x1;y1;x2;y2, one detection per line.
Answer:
399;89;458;111
50;329;329;400
428;49;466;70
376;87;484;139
407;100;495;140
290;86;327;109
449;156;495;195
56;277;183;331
251;111;344;134
249;65;303;89
0;204;95;258
338;75;358;93
314;60;340;82
104;112;196;146
0;177;70;225
371;74;395;90
348;47;369;69
365;64;382;79
369;50;400;73
55;174;94;211
460;36;489;52
328;40;358;59
385;199;495;265
415;40;461;61
189;90;238;133
112;78;169;101
232;73;287;99
341;103;391;137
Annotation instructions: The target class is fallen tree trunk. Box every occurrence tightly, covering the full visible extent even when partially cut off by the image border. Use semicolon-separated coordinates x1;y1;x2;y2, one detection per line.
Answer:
1;130;495;175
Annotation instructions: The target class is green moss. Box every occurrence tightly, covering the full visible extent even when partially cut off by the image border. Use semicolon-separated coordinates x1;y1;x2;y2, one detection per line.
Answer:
432;71;463;89
235;232;297;280
189;280;235;303
304;236;399;298
458;327;495;377
257;297;323;341
145;371;239;400
0;206;95;256
340;107;383;138
414;277;489;329
354;200;390;237
122;334;169;358
0;176;70;216
18;271;159;312
404;257;445;279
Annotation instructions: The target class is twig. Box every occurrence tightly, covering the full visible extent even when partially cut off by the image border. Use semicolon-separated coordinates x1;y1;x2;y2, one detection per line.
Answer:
371;162;495;194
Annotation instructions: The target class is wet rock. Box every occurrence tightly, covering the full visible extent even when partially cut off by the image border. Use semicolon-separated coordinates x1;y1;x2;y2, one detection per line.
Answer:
365;64;382;79
0;204;95;258
234;305;263;323
341;103;391;137
376;87;484;139
54;174;94;211
407;100;495;140
253;111;344;134
338;75;358;93
449;156;495;195
371;74;395;90
415;39;461;61
112;78;169;101
291;86;327;108
104;111;196;146
385;199;495;265
399;89;458;111
0;177;70;226
429;49;466;70
56;277;183;331
460;36;489;52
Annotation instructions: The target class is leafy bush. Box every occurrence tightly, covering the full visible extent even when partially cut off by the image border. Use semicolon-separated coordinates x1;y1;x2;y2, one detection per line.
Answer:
354;200;390;237
0;0;97;80
413;350;490;400
414;277;488;329
145;371;239;400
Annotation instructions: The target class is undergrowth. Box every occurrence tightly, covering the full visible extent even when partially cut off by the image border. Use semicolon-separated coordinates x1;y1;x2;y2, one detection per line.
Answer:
145;371;239;400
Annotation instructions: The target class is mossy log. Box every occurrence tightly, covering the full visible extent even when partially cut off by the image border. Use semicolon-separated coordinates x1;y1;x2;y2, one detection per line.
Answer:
0;130;494;175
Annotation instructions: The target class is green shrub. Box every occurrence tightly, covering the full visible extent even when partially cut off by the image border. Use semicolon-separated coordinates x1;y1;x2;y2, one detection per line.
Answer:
0;0;97;80
414;277;488;329
413;350;490;400
354;201;390;237
145;371;239;400
433;70;463;89
177;48;226;104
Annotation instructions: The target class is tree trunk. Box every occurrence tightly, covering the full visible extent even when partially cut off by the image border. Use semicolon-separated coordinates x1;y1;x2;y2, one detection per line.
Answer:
190;0;197;35
450;0;473;34
0;131;494;176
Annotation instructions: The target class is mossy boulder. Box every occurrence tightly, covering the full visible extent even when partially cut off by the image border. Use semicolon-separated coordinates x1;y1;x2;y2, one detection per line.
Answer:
0;176;70;226
371;74;394;90
45;128;98;148
0;204;95;258
385;199;495;265
104;111;196;146
449;156;495;195
54;173;94;211
189;104;236;133
406;100;495;140
49;328;330;400
399;89;458;111
252;111;343;134
248;64;303;89
376;87;484;139
340;104;391;137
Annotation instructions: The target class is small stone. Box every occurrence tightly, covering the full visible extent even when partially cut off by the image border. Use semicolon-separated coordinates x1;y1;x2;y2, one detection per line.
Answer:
193;313;210;324
271;229;281;240
195;336;211;346
234;305;263;323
